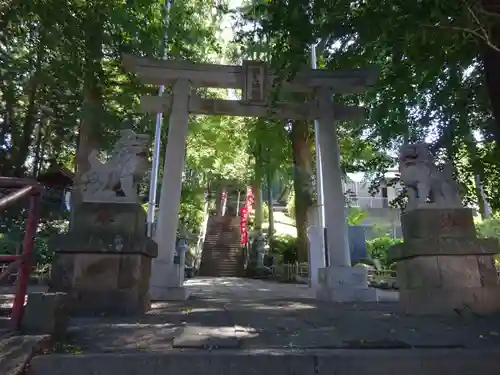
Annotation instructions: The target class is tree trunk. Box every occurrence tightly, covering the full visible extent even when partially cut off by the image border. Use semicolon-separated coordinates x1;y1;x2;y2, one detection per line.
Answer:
266;167;275;243
481;0;500;144
253;146;264;230
465;133;491;218
12;36;45;176
31;118;45;177
71;5;104;215
252;182;264;230
290;120;313;263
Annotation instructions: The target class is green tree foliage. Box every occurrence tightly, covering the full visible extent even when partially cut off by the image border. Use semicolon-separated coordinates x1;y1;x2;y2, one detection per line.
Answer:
0;0;249;262
230;0;500;214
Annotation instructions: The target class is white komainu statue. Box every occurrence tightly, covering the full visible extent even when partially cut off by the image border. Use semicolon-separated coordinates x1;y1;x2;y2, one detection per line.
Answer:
398;143;463;210
81;129;150;203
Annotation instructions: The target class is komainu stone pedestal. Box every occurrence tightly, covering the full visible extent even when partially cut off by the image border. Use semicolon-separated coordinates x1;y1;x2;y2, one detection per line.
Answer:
389;208;500;315
50;203;158;316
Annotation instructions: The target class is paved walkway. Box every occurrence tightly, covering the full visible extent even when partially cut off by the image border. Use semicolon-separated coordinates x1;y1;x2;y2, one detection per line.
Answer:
60;277;500;352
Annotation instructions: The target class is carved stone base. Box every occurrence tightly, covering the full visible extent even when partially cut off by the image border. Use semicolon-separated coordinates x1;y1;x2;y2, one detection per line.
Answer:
390;208;500;315
50;203;157;316
315;266;379;302
149;285;190;301
50;250;155;316
149;261;189;301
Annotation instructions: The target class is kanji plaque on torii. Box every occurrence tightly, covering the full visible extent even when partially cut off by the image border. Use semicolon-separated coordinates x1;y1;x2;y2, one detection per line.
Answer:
242;60;267;104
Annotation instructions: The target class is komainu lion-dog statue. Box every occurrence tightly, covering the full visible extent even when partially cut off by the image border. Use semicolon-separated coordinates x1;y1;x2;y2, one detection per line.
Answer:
80;129;150;203
398;142;462;210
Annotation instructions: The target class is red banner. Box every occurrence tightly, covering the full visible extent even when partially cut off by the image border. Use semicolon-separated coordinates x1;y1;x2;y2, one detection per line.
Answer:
240;186;254;245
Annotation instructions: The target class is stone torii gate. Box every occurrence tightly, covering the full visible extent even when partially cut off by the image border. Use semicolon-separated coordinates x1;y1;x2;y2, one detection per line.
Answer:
123;54;381;302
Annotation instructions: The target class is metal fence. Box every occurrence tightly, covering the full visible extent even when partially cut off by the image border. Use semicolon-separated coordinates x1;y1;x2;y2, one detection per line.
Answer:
268;262;398;285
346;196;391;209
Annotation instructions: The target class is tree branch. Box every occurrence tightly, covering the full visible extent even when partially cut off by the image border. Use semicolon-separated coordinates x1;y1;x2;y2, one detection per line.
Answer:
422;24;500;53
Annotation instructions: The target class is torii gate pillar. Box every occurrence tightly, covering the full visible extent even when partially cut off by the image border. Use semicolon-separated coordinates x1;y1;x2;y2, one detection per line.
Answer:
149;79;191;301
315;87;379;302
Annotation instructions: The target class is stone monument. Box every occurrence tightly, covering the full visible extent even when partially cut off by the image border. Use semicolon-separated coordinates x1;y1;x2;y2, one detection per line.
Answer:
389;142;500;315
50;129;158;315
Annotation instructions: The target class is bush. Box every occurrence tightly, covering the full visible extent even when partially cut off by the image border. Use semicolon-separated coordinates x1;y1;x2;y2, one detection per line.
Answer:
366;236;403;268
476;217;500;239
476;217;500;267
270;234;298;264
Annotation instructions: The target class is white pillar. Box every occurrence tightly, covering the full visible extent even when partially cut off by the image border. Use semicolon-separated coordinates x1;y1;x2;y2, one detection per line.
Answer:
316;88;351;267
306;221;323;290
149;79;191;301
315;87;377;302
310;42;326;271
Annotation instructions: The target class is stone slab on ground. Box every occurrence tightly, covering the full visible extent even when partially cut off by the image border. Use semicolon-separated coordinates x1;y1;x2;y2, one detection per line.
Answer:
29;349;500;375
173;326;240;348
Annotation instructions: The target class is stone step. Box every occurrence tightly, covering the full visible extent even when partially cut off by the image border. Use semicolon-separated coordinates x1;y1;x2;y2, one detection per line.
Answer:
199;263;242;269
199;260;240;264
29;349;500;375
200;251;243;256
200;217;244;277
200;255;242;261
200;263;242;267
203;244;241;246
201;247;242;251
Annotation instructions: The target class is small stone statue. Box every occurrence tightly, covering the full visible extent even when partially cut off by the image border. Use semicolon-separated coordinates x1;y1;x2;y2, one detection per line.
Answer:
80;129;150;203
399;142;463;210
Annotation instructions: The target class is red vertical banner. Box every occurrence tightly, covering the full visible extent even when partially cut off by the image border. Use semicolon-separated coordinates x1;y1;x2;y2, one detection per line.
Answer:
240;206;248;244
246;186;254;215
240;186;254;245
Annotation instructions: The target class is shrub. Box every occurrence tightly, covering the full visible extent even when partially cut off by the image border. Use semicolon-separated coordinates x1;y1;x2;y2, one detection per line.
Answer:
476;218;500;267
366;235;403;268
476;217;500;239
271;234;298;264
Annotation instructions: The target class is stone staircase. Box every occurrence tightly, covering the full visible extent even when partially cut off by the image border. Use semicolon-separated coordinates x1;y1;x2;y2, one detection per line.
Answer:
198;215;245;277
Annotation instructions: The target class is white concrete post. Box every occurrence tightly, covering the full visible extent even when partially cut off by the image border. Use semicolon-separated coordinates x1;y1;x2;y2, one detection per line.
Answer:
310;42;326;270
307;224;323;289
149;79;191;301
316;88;351;267
315;88;377;302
